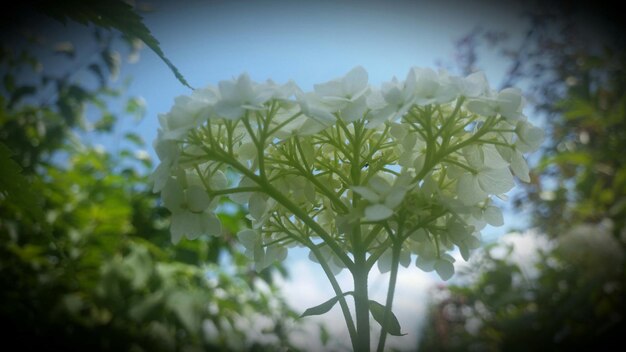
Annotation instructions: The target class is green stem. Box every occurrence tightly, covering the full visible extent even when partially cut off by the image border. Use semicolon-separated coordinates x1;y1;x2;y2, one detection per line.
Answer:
208;186;262;197
362;224;384;249
296;163;348;213
306;239;358;350
353;251;371;352
209;149;355;270
268;216;358;348
376;239;402;352
293;139;348;213
267;111;303;136
436;97;465;139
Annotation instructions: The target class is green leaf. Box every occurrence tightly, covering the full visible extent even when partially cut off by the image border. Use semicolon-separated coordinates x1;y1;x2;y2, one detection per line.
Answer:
102;50;121;79
8;85;36;108
166;290;201;332
0;142;44;225
319;324;330;346
37;0;193;89
300;292;353;318
3;73;15;91
124;132;145;147
369;300;405;336
88;63;106;86
94;113;116;132
125;97;146;121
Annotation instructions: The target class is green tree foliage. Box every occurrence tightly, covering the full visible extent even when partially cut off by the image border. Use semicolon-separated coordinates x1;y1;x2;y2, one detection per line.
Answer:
420;4;626;351
0;5;296;351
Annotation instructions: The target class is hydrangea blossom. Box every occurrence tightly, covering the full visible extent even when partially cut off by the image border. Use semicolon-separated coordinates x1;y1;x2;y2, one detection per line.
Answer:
152;67;542;283
152;67;543;349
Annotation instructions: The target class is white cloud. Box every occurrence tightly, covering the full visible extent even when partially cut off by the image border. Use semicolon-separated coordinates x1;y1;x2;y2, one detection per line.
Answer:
493;230;554;277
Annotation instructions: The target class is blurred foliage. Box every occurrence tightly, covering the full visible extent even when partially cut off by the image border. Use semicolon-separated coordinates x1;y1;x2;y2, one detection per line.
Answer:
0;4;296;351
421;4;626;351
36;0;193;89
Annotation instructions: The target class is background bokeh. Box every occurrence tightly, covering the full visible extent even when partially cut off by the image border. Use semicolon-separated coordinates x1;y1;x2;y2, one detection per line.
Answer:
1;0;624;351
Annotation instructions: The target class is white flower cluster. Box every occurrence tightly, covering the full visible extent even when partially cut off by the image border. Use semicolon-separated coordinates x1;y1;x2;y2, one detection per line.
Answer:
152;66;543;280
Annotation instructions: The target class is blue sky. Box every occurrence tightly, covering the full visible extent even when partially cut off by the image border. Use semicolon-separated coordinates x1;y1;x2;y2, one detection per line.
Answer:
67;1;534;349
120;0;529;150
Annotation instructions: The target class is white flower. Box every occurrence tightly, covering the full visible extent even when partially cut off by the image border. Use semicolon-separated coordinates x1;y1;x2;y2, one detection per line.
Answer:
151;136;180;192
158;87;219;140
214;73;272;120
412;68;457;105
448;71;489;98
161;173;221;244
396;131;427;171
515;120;544;152
377;246;411;273
456;167;515;205
229;177;256;204
297;91;336;125
265;79;298;101
314;66;369;105
497;145;531;182
308;245;346;275
509;151;530;182
313;66;369;122
447;220;481;261
366;70;418;127
238;229;287;271
352;174;411;221
481;205;504;226
150;66;541;282
455;143;516;205
415;247;456;281
466;87;524;120
463;143;509;170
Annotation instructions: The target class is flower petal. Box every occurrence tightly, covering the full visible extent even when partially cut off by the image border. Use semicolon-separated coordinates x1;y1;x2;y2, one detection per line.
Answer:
352;186;381;203
457;173;487;205
187;185;211;212
483;206;504;227
377;249;393;273
384;187;407;209
435;259;455;281
248;193;267;220
343;66;368;97
415;254;436;272
477;167;514;195
511;151;530;182
237;229;259;251
365;204;393;221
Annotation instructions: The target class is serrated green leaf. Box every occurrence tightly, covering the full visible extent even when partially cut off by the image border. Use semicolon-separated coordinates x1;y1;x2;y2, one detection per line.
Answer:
369;300;405;336
37;0;193;89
